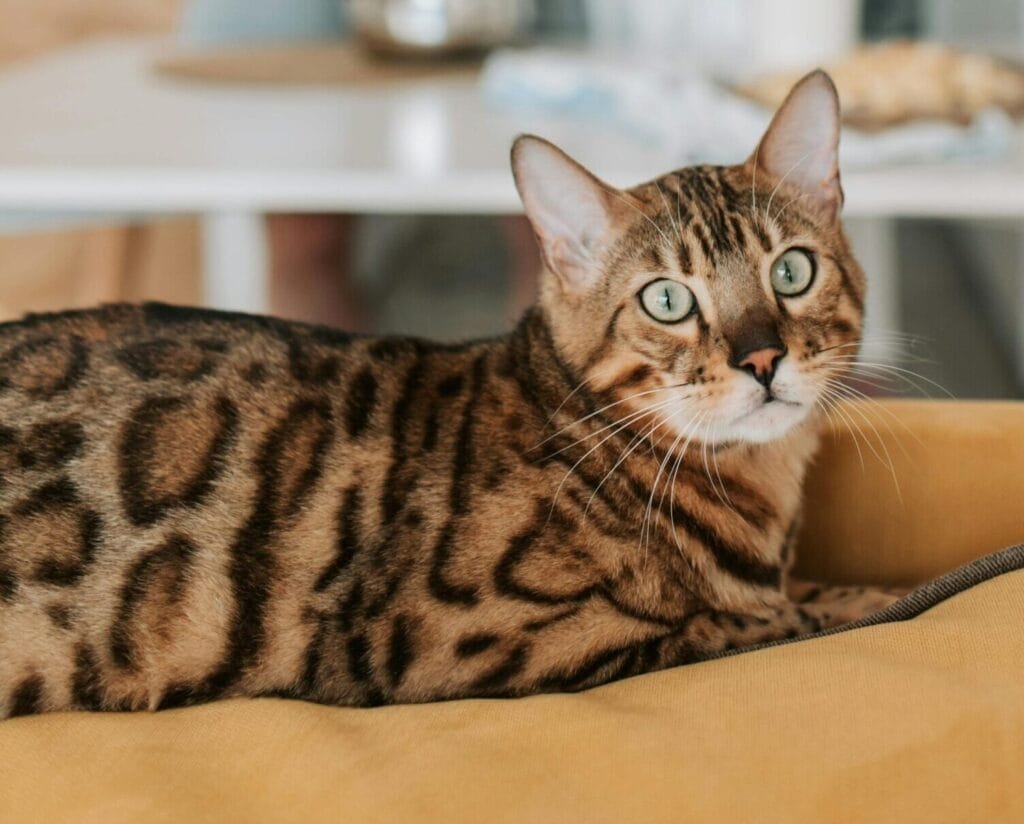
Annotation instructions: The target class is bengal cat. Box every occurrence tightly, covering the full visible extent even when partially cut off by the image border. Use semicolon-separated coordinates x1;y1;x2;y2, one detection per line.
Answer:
0;71;903;718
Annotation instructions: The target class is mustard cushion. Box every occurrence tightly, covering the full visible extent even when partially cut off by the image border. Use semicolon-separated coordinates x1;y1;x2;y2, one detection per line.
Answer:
1;400;1022;823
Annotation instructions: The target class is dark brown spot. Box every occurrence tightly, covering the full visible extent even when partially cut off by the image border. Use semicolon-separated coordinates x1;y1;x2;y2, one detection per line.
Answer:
9;675;44;717
1;335;88;397
116;338;223;382
119;395;239;526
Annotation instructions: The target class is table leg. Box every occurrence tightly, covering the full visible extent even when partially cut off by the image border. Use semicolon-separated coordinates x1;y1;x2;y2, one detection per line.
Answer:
844;216;901;363
200;211;269;314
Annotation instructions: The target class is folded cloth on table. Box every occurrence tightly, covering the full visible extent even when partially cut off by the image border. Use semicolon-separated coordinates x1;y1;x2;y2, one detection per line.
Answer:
481;48;1015;167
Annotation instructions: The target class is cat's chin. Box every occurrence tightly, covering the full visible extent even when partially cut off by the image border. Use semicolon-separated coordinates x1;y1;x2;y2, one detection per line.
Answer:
720;399;811;444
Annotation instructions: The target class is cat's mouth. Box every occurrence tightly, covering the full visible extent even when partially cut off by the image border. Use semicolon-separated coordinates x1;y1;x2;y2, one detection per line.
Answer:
739;396;802;422
722;393;810;443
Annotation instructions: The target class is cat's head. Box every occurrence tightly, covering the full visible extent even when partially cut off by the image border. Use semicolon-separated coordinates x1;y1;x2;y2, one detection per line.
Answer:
512;71;863;445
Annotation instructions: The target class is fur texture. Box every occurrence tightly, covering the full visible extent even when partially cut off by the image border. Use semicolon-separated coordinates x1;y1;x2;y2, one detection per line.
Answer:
0;72;901;717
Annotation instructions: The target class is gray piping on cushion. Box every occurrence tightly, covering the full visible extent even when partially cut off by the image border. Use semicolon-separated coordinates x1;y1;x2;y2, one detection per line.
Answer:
709;542;1024;661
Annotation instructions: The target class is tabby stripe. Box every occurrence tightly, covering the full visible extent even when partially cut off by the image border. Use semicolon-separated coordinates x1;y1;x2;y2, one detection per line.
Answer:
382;355;427;523
677;239;693;275
450;353;486;516
508;312;563;429
564;488;634;540
428;524;478;606
278;400;334;520
470;645;528;693
645;246;667;271
299;618;328;694
9;675;44;717
363;572;405;619
832;258;865;312
194;399;330;698
728;214;748;249
532;309;599;420
455;633;499;657
832;319;855;338
427;353;487;605
750;219;773;253
495;515;602;605
648;456;775;527
542;321;604;422
110;534;196;671
36;509;103;587
336;577;364;633
522;605;581;633
0;566;17;601
679;510;781;588
386;614;416;687
543;451;637;527
674;193;694;231
600;589;679;629
157;683;204;711
616;363;654;389
780;516;800;566
314;485;363;592
554;443;780;590
613;460;782;588
715;170;741;204
691;174;731;252
692;222;715;264
342;368;378;439
421;407;441;451
423;372;465;451
438;372;465;398
543;645;638;692
346;633;374;684
72;643;104;710
582;305;624;372
714;190;744;252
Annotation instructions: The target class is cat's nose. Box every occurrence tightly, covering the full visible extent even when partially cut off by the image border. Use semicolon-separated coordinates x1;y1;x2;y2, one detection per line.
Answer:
737;347;785;389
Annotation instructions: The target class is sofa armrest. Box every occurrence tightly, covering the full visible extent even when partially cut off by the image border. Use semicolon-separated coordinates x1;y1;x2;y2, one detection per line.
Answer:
797;399;1024;586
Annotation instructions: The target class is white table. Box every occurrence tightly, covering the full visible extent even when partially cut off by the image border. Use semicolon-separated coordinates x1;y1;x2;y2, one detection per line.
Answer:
1;37;1023;366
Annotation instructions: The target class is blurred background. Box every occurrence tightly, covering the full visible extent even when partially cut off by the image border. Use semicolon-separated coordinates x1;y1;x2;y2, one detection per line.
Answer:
1;0;1023;399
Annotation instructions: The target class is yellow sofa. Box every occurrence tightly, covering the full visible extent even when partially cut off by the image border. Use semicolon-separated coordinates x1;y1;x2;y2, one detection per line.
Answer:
1;400;1022;823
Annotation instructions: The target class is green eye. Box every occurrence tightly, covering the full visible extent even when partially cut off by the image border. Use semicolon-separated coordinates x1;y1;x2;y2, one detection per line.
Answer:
639;279;695;323
770;248;815;296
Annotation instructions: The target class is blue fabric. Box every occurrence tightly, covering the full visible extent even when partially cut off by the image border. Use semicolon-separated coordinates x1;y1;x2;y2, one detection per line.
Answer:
179;0;347;46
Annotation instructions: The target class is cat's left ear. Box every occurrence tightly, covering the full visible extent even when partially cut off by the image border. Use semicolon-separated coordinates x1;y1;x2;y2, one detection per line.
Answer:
511;135;630;293
749;70;843;222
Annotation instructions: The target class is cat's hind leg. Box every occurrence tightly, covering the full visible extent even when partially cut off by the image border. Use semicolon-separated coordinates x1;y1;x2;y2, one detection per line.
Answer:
786;578;907;628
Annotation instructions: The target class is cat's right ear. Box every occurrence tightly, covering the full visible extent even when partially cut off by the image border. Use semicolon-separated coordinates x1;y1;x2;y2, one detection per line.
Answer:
511;135;628;293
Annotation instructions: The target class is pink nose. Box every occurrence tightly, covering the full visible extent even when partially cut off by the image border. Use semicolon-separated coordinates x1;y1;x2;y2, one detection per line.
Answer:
738;347;784;388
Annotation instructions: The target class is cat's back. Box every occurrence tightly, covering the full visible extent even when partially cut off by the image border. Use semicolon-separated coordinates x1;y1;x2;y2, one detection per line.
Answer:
0;302;499;711
0;301;474;568
0;301;368;406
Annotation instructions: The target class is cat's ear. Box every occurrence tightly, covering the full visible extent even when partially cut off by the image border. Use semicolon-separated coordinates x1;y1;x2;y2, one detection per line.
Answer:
511;135;628;292
750;70;843;221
